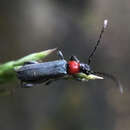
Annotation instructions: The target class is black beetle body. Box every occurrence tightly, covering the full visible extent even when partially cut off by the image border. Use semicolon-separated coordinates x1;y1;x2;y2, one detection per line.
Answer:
16;59;67;85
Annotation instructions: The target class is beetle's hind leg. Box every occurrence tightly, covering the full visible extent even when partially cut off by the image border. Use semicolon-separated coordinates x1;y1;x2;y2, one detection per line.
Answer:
20;81;34;88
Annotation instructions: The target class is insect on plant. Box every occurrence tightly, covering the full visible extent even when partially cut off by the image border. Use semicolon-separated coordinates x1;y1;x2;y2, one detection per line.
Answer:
15;20;123;94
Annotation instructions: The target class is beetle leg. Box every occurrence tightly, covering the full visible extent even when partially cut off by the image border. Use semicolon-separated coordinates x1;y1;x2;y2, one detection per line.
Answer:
74;77;87;82
69;56;80;62
75;77;82;81
57;50;64;59
20;81;34;88
44;80;53;85
44;78;60;85
23;61;39;65
24;84;34;88
20;81;24;88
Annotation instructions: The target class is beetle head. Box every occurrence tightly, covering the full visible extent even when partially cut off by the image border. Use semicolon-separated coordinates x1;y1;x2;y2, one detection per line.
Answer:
80;63;91;75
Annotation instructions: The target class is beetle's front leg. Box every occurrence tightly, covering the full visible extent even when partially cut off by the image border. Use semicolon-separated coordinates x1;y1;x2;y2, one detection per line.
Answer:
72;76;88;82
69;56;80;62
44;78;60;85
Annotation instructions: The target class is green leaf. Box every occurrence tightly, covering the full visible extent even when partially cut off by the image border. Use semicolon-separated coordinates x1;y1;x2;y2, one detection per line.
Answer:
73;73;104;81
0;48;57;84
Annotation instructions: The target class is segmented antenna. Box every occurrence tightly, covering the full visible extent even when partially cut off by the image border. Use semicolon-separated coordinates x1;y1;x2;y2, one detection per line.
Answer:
93;71;123;95
88;19;108;65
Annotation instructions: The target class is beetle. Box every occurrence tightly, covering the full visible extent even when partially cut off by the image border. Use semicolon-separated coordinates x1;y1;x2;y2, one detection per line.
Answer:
15;51;92;86
15;20;123;94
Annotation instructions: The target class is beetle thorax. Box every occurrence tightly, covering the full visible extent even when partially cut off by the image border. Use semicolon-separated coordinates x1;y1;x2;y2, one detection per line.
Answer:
67;61;80;74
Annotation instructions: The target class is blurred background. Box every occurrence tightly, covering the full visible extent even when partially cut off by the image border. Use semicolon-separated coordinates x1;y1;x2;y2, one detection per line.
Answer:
0;0;130;130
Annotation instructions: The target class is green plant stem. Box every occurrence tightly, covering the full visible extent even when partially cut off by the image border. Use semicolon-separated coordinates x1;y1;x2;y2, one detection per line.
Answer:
0;48;57;84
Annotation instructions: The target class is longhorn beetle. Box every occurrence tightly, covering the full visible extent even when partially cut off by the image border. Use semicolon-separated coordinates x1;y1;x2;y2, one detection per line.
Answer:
15;20;123;94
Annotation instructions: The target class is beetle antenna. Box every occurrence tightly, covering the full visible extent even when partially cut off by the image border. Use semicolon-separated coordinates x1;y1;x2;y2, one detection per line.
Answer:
93;71;123;95
88;19;108;65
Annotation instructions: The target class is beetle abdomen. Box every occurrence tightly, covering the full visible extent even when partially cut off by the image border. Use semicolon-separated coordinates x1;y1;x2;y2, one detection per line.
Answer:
16;60;67;83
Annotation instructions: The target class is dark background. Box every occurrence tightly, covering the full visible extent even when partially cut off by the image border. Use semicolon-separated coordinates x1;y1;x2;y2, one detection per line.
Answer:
0;0;130;130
